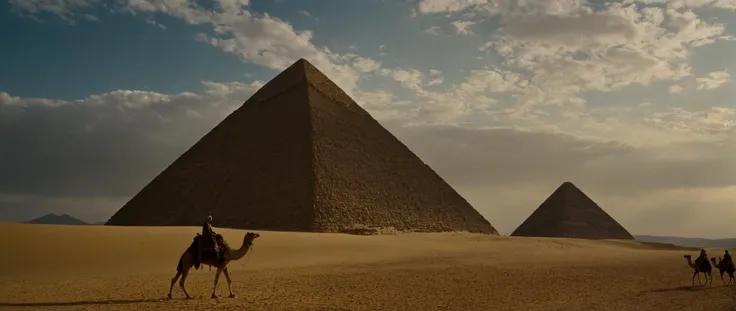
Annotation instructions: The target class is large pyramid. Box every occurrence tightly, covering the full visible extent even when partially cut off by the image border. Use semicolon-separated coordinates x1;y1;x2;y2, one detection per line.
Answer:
510;182;633;239
106;59;497;234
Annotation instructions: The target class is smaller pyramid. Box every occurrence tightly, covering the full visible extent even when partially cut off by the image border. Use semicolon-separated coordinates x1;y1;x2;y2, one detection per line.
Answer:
24;213;89;225
511;182;633;240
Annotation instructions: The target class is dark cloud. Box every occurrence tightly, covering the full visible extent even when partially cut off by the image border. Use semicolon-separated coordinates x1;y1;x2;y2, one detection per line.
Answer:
0;84;256;198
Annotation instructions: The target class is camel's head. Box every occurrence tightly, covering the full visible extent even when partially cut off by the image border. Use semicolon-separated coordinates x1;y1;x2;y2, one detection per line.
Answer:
245;232;260;243
684;255;691;259
711;257;717;264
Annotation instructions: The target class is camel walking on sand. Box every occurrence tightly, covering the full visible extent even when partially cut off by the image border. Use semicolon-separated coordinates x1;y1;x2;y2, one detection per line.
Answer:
710;257;735;285
168;232;260;299
684;255;712;285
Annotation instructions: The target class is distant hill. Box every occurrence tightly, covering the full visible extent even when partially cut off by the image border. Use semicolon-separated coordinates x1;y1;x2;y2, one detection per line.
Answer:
635;235;736;249
24;213;89;225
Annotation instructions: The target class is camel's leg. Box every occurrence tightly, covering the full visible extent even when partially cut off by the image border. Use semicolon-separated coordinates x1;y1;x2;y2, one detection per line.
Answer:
169;253;191;299
708;271;713;284
168;271;182;299
692;271;699;285
179;269;192;299
179;256;194;299
723;272;730;286
223;267;235;298
211;266;224;299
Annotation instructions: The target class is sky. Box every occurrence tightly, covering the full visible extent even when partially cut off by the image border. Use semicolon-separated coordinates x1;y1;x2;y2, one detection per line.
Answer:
0;0;735;238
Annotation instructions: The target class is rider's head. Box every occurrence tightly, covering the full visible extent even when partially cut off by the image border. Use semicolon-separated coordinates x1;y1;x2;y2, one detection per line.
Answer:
726;250;730;255
207;215;213;223
701;249;707;255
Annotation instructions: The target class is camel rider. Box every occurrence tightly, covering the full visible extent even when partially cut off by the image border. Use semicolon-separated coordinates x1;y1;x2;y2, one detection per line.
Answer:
724;250;733;266
199;215;222;261
696;249;708;266
202;215;217;238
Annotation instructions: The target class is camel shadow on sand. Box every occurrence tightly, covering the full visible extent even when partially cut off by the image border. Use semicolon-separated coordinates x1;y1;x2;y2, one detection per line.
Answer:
640;284;730;294
0;298;166;307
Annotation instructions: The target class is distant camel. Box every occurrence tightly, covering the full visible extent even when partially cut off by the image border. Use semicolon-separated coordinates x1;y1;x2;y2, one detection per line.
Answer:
710;257;735;285
167;232;260;299
684;255;712;285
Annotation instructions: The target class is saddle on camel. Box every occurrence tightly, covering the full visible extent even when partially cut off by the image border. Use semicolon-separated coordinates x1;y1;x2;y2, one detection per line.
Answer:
193;215;225;270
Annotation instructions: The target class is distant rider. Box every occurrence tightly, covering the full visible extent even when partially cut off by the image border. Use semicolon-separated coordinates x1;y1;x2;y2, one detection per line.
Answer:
724;250;733;266
696;249;708;266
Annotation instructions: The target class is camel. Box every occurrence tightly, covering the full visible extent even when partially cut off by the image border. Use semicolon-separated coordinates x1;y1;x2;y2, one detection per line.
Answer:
710;257;735;285
167;232;260;299
684;255;712;285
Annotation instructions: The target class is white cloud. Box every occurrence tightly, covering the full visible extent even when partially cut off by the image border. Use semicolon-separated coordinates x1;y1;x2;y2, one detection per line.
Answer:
350;56;382;73
424;25;443;36
696;70;731;90
427;77;444;86
451;20;475;35
645;106;736;135
416;0;589;15
667;70;732;93
669;84;684;93
380;67;424;91
298;10;317;20
418;0;731;112
145;17;166;29
399;68;521;122
624;0;736;10
490;4;720;106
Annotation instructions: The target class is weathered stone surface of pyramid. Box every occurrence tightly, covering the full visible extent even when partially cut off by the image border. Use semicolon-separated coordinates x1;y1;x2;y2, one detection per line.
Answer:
510;182;633;239
105;59;497;234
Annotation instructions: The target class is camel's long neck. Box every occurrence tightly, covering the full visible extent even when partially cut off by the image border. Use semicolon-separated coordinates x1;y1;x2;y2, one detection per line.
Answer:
225;239;253;261
686;257;694;268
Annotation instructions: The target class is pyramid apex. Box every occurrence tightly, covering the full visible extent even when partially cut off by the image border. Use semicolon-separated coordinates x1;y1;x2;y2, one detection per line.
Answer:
240;57;340;107
240;58;313;105
558;182;586;194
294;58;311;65
283;58;319;77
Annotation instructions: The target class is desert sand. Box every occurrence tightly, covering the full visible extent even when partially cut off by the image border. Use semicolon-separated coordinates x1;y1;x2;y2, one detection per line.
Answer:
0;223;733;311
